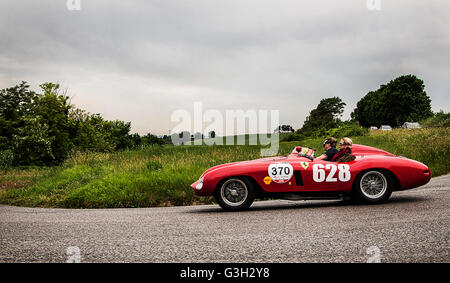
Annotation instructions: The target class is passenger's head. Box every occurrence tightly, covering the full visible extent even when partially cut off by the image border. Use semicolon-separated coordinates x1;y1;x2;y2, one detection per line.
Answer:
323;137;337;150
339;137;353;149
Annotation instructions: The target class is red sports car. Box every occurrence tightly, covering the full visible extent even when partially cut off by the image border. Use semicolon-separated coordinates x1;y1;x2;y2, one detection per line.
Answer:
191;144;431;211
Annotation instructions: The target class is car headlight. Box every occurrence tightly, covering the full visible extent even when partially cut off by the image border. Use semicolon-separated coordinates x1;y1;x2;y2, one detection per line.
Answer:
195;177;204;190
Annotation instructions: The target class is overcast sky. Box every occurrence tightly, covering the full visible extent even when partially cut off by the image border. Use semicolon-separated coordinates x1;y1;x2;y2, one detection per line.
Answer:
1;0;449;135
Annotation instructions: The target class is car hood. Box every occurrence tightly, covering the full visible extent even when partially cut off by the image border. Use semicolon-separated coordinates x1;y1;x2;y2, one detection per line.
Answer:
200;155;289;178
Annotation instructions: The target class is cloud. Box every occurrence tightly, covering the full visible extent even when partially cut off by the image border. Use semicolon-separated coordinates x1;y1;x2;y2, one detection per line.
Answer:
1;0;449;134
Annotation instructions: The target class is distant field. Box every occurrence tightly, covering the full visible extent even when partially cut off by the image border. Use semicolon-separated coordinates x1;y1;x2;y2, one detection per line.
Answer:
0;128;448;208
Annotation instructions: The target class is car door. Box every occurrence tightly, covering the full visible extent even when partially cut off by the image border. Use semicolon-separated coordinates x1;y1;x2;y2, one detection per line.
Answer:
300;159;354;191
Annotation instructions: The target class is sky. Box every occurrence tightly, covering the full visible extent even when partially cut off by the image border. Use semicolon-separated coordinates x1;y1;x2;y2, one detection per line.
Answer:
1;0;449;135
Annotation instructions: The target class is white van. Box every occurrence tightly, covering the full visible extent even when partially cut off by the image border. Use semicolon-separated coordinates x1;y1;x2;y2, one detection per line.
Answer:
402;122;421;129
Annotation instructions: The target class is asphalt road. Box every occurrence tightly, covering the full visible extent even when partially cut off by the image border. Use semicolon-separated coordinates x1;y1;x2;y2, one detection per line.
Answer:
1;174;449;263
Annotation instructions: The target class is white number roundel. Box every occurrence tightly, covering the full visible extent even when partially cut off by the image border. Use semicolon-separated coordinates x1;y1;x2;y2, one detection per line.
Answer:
268;163;294;184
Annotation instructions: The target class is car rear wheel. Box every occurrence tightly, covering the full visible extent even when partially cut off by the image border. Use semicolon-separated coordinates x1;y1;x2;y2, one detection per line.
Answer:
214;177;255;211
353;170;393;203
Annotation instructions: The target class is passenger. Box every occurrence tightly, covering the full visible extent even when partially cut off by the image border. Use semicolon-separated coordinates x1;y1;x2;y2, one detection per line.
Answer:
316;137;338;161
332;137;356;162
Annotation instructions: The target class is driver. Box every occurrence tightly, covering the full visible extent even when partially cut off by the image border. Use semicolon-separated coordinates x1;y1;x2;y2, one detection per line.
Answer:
316;137;338;161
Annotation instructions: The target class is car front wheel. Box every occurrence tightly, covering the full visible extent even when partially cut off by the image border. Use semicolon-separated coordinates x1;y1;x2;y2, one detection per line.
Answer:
214;177;255;211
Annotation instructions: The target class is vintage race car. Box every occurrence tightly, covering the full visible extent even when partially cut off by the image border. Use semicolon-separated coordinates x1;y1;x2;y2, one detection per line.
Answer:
190;144;432;211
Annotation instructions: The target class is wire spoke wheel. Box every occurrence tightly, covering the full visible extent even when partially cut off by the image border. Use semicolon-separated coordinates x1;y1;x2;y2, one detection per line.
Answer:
220;178;248;207
360;171;388;199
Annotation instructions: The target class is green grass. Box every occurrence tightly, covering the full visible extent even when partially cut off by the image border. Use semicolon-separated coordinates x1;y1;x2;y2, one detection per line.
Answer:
0;128;448;208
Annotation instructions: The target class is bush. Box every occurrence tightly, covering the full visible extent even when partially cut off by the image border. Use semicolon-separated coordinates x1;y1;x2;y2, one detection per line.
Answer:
332;124;369;138
281;133;305;142
12;117;54;165
420;111;450;128
0;149;14;167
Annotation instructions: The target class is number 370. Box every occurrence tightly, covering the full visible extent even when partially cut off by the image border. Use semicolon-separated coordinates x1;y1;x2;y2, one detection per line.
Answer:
313;164;351;182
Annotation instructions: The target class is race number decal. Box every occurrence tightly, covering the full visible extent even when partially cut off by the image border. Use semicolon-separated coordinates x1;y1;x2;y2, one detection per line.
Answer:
313;164;351;182
268;163;294;184
337;164;351;182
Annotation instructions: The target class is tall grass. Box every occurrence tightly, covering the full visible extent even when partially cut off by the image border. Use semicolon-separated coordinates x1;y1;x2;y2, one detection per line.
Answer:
356;128;449;176
0;128;448;208
0;145;265;208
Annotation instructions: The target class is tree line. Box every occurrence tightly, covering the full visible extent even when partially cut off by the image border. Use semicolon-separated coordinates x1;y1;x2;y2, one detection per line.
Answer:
1;74;446;166
288;74;442;141
0;81;168;166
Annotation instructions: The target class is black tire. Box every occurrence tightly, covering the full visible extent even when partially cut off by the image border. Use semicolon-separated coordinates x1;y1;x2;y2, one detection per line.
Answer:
214;177;255;211
352;170;393;204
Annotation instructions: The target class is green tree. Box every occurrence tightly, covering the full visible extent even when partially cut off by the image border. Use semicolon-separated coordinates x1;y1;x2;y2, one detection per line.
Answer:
0;81;38;150
12;117;54;165
352;75;433;127
102;120;132;150
130;133;142;148
142;133;164;146
277;125;295;132
34;83;73;163
68;110;115;152
1;81;150;164
420;110;450;128
301;97;346;135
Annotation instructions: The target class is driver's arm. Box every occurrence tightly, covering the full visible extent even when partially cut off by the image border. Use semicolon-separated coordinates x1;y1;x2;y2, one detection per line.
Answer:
316;154;327;160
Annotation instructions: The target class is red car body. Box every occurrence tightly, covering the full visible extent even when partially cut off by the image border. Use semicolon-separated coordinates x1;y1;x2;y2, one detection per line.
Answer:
191;144;431;207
